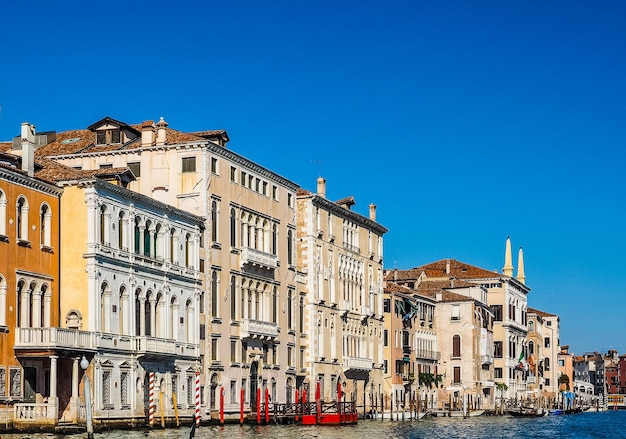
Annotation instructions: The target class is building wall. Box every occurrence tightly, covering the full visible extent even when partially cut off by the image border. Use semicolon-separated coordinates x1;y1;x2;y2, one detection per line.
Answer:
0;167;61;402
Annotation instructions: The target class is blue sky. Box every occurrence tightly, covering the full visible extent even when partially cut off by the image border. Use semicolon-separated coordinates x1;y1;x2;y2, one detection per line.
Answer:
1;1;625;355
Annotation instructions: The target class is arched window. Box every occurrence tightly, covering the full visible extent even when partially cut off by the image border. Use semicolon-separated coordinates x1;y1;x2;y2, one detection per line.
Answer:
134;217;141;254
100;282;110;332
16;196;29;241
287;229;293;265
211;271;218;318
286;377;294;404
185;233;192;268
528;341;535;355
118;211;126;250
144;220;152;257
230;208;236;247
528;320;534;332
0;190;6;237
170;229;176;263
186;299;194;342
299;296;304;333
272;224;277;255
211;200;218;243
272;286;277;324
230;276;236;320
154;223;162;259
40;203;51;248
452;334;461;358
99;205;107;245
119;286;127;335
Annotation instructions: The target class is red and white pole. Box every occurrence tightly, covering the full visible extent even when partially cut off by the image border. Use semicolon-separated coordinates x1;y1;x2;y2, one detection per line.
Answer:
195;370;201;426
148;372;155;428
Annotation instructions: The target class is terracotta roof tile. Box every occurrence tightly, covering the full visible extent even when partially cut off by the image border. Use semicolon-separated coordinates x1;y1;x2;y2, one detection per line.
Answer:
385;259;502;282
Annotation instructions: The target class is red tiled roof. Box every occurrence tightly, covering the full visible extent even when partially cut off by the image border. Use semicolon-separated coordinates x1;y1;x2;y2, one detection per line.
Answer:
385;259;501;282
528;307;557;317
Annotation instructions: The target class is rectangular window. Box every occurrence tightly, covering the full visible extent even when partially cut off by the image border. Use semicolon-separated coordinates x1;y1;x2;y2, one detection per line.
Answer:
9;368;20;397
120;371;129;406
494;341;503;358
492;305;502;321
182;157;196;173
199;324;206;340
262;181;268;195
383;329;389;347
451;305;460;320
0;367;5;397
287;193;293;207
211;338;218;361
384;360;388;374
99;163;113;169
272;185;277;200
453;366;461;384
211;157;218;173
287;346;293;367
231;340;237;363
187;375;194;405
127;162;141;177
545;337;550;348
102;370;111;406
230;380;237;404
494;368;503;379
545;378;550;386
230;166;237;182
383;299;391;313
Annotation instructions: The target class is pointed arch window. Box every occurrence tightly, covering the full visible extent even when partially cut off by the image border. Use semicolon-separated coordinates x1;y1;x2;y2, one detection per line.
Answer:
144;220;152;257
134;217;141;254
185;233;192;268
169;229;176;264
287;229;293;265
211;200;218;243
118;211;126;250
230;208;236;247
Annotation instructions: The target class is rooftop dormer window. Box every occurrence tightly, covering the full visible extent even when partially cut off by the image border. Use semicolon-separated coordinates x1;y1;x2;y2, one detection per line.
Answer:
96;129;121;145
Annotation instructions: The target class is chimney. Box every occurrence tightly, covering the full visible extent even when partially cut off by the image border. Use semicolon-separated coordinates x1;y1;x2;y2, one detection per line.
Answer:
446;260;450;275
156;117;168;146
317;177;326;198
141;120;155;146
369;203;377;221
21;122;36;177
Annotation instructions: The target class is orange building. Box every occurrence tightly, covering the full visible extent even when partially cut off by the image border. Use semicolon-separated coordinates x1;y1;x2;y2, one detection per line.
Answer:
0;124;62;424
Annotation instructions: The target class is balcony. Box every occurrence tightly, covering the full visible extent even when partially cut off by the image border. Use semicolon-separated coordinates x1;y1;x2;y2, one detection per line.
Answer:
481;354;494;364
526;375;537;384
345;356;372;371
415;349;440;361
240;247;277;270
14;327;199;358
240;319;279;339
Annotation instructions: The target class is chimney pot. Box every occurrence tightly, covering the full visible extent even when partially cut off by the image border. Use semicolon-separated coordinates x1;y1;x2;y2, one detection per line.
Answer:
317;177;326;198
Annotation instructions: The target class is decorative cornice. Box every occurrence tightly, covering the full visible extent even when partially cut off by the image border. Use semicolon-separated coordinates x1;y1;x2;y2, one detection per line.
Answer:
0;168;63;196
305;194;388;235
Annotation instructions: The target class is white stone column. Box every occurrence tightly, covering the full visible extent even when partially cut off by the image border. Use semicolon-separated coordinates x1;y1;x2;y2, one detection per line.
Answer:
20;288;31;327
48;355;59;419
32;290;42;328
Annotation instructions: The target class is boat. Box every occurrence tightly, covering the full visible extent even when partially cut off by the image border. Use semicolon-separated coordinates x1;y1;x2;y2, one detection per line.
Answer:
430;409;485;417
507;408;547;417
549;407;582;416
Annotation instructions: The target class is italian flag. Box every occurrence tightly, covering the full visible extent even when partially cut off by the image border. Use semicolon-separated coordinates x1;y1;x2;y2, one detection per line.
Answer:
518;351;526;370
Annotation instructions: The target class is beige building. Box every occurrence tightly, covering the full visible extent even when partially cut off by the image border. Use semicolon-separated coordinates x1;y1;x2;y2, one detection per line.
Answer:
296;177;387;413
527;307;560;401
33;116;300;416
385;237;530;400
382;282;438;413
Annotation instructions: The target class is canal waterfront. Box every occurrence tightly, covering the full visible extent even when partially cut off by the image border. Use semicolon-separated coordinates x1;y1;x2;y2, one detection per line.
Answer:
3;411;625;439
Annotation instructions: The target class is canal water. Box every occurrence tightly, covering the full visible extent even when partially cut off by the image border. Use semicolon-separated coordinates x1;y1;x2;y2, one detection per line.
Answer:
3;411;625;439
